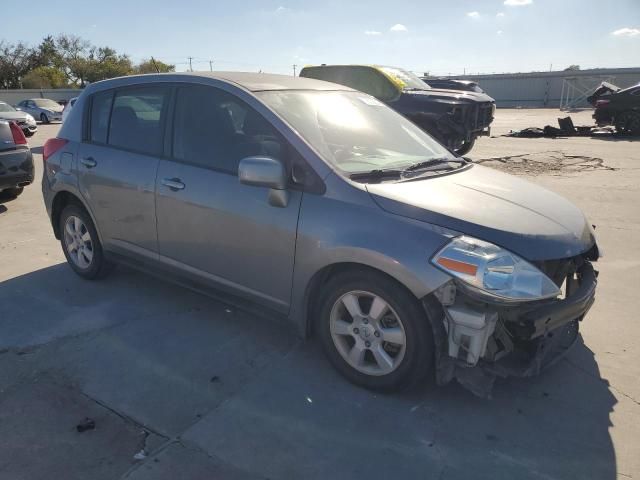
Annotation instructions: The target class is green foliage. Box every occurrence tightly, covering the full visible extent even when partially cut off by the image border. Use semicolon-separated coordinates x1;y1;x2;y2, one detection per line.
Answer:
0;34;173;89
21;66;69;88
134;58;175;74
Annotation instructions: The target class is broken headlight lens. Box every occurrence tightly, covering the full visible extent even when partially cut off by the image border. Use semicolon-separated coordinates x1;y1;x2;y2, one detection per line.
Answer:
431;236;561;302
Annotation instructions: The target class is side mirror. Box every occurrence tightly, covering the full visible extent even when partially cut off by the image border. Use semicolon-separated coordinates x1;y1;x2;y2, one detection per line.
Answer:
238;156;289;207
15;107;22;111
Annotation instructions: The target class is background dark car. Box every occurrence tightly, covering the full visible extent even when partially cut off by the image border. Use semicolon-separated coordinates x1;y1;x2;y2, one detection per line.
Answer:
590;82;640;135
421;78;486;94
0;120;34;200
300;65;495;155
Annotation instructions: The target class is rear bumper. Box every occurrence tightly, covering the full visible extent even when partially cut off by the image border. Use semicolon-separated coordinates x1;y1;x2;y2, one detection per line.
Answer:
0;148;34;190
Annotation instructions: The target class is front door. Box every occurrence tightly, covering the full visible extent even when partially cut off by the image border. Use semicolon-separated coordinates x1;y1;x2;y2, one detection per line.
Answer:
77;86;170;259
156;84;302;312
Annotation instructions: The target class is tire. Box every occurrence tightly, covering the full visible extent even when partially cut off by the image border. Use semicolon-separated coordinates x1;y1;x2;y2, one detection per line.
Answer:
24;130;35;138
40;113;49;124
59;204;113;280
0;187;24;200
615;111;640;135
453;137;476;156
316;270;434;392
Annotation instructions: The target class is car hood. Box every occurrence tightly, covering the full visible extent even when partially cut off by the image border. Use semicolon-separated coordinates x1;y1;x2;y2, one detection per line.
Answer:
406;88;494;104
0;111;28;121
366;165;595;261
42;105;64;113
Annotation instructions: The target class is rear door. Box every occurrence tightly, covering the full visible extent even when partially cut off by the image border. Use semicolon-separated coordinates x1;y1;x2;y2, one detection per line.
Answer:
77;85;170;259
155;84;302;312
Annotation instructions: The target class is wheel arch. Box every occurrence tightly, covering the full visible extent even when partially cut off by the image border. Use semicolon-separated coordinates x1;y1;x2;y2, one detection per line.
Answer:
51;190;102;242
301;261;427;339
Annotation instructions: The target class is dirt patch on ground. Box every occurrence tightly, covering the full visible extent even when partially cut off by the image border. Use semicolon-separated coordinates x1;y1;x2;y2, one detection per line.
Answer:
474;151;616;176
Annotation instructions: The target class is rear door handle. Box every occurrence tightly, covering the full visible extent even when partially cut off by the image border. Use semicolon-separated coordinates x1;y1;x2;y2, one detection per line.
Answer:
81;157;97;168
162;178;185;191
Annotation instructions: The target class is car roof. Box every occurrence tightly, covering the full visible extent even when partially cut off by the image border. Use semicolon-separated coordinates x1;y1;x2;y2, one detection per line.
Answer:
118;71;355;92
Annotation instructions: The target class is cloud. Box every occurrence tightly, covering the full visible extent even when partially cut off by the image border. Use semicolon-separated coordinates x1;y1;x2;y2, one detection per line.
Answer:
504;0;532;5
275;6;289;13
611;27;640;37
389;24;408;32
364;30;382;36
467;11;480;18
497;30;503;35
496;12;505;17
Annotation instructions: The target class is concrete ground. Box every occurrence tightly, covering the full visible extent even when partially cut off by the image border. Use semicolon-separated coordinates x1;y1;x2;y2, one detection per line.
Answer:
1;109;638;480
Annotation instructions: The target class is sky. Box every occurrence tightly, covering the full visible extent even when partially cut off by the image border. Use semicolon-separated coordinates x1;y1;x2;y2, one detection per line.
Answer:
2;0;639;76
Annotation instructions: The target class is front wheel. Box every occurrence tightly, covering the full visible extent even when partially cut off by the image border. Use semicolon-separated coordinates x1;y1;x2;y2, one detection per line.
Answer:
59;204;113;279
453;137;476;156
24;130;35;138
615;111;640;135
317;271;434;392
40;113;49;124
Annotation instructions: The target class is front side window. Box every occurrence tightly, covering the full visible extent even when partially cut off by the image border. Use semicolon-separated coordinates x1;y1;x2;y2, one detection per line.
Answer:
259;90;455;174
173;85;285;174
108;87;169;155
89;91;113;144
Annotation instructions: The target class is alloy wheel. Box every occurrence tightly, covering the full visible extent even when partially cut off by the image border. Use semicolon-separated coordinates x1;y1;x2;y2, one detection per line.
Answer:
329;290;407;376
63;215;94;269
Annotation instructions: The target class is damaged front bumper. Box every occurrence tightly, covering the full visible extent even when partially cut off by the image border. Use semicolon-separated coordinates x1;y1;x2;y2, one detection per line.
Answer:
425;261;597;398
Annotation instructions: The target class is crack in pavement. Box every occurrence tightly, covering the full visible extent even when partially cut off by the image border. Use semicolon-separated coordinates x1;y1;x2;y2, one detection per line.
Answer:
474;151;617;176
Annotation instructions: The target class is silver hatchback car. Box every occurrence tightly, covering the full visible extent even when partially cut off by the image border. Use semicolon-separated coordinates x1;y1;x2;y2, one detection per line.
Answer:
42;72;599;396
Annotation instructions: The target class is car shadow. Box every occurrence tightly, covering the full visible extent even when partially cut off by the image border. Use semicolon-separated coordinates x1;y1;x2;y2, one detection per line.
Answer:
0;204;7;213
0;263;620;479
590;134;640;142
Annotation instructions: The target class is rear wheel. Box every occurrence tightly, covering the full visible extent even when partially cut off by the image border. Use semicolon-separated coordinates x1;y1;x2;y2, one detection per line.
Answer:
59;204;113;279
615;111;640;135
0;187;23;200
317;271;434;392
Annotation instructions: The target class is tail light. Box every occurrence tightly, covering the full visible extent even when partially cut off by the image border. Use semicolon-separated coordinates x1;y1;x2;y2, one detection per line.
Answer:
43;137;68;162
595;99;610;108
9;121;27;145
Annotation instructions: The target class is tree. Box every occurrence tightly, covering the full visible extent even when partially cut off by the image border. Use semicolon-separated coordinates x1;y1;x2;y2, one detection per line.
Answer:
564;65;581;71
21;66;68;88
0;41;39;88
134;58;175;74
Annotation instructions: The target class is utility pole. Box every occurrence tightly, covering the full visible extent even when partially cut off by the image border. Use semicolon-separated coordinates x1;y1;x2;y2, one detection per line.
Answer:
151;56;160;73
292;64;297;77
209;60;213;72
188;57;193;72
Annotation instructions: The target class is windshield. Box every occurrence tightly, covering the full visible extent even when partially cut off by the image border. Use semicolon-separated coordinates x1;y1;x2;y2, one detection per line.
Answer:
0;103;16;112
378;67;430;91
34;98;60;108
259;90;456;174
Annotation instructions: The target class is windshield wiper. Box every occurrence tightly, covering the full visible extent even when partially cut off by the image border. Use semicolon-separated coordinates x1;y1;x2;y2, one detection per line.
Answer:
349;169;403;182
403;158;467;173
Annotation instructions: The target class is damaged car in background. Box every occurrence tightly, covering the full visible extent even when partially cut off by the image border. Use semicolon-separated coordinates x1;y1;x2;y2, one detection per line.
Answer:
589;81;640;135
300;65;495;155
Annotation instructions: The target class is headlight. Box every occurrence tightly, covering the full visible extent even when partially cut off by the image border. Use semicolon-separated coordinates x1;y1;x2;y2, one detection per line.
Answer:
432;235;561;302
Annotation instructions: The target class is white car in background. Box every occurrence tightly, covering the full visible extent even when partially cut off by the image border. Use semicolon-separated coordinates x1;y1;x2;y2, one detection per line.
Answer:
62;97;78;123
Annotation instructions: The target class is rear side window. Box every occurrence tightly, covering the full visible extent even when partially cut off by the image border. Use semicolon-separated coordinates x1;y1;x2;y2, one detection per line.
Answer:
90;91;113;144
172;85;285;174
108;87;169;156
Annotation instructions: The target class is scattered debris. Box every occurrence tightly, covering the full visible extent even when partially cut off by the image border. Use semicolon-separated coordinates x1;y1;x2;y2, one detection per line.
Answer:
504;116;618;138
306;396;313;404
209;376;220;383
133;449;147;461
76;417;96;433
474;151;616;176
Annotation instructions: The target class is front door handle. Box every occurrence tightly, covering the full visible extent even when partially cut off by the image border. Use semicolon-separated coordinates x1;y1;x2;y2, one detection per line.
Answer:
81;157;97;168
162;178;185;191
